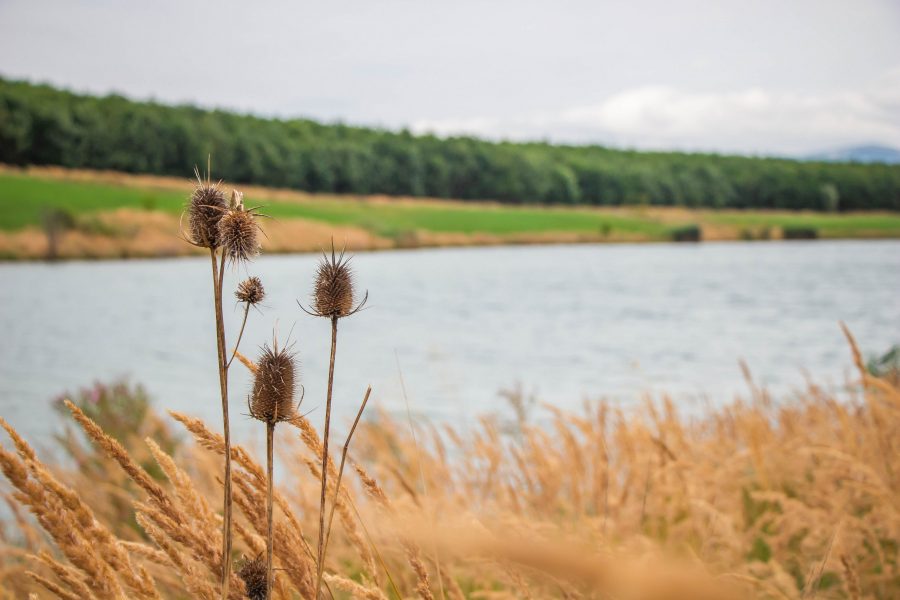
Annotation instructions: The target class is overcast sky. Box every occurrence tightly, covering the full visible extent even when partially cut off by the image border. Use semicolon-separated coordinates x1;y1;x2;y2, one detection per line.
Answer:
1;0;899;155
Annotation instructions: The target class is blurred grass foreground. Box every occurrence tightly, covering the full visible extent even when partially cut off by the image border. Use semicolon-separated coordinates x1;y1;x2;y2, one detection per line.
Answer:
0;327;897;599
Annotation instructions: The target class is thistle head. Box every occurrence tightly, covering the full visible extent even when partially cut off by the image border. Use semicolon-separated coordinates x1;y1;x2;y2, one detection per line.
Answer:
218;192;260;264
310;244;367;318
236;276;266;306
186;181;227;248
237;555;267;600
249;342;297;424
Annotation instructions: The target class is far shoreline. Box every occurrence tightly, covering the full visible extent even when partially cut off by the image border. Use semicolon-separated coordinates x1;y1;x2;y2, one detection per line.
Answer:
3;236;898;265
2;165;899;261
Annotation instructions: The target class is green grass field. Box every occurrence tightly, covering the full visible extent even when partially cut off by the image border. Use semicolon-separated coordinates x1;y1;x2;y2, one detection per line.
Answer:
0;175;186;230
702;211;900;238
0;172;670;238
2;170;900;241
269;200;669;238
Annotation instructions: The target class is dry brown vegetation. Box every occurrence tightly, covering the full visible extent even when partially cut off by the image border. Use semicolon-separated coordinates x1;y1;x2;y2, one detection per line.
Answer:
5;165;900;260
0;210;392;261
0;325;897;599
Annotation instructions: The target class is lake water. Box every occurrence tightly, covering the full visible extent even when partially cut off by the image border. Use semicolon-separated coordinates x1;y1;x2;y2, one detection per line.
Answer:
1;240;899;445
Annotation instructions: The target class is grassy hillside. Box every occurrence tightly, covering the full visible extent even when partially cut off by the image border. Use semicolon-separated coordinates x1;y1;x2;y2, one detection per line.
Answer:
2;166;900;260
0;169;669;237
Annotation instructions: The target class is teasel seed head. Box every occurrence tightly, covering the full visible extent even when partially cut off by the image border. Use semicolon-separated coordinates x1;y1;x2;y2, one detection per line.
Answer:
218;194;260;264
237;555;267;600
236;276;266;305
309;243;367;318
186;181;227;248
249;343;298;424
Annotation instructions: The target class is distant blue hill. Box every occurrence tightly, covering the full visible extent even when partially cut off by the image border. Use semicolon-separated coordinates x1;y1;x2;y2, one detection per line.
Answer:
806;145;900;165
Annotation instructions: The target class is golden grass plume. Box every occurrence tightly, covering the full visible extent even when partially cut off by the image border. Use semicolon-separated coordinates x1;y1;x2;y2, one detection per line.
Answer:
0;329;896;599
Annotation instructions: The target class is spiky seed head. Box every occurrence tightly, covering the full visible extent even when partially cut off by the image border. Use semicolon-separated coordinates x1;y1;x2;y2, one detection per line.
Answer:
250;344;297;424
237;555;267;600
187;183;227;248
313;251;356;318
236;276;266;305
218;204;259;264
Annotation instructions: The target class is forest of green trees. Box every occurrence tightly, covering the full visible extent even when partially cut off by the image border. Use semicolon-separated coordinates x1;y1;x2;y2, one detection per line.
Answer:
1;77;899;211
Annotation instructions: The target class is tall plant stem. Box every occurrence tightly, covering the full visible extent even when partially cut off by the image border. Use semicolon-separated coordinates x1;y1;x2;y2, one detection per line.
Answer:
265;421;275;600
315;386;371;599
210;248;233;599
316;316;339;596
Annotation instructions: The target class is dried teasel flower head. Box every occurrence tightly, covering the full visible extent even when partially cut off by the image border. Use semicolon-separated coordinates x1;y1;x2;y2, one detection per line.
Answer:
249;339;298;424
305;242;367;319
237;555;267;600
236;276;266;305
218;191;260;264
186;175;227;248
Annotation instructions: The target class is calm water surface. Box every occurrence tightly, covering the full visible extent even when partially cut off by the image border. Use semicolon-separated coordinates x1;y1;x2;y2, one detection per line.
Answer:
1;241;899;444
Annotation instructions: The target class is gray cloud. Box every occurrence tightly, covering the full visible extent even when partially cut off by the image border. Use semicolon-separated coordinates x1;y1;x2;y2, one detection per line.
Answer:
1;0;899;155
413;69;900;154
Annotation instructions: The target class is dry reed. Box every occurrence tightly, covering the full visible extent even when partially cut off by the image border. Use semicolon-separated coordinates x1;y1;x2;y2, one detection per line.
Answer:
248;336;299;599
0;313;896;599
299;241;368;599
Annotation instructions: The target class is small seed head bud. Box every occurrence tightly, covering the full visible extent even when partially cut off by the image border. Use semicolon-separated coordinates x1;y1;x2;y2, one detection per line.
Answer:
231;188;244;210
236;276;266;305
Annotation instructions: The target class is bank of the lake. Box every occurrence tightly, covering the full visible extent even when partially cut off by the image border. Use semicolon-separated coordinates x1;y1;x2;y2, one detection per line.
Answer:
2;166;900;260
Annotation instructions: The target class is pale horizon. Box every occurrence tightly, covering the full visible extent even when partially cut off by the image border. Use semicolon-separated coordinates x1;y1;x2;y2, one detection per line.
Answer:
2;0;899;156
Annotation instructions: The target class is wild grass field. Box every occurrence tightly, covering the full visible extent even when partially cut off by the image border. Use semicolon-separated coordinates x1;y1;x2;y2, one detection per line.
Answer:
2;166;900;260
0;176;898;600
0;329;897;599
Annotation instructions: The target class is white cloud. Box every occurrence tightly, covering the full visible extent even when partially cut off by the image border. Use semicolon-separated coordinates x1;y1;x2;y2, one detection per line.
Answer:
412;71;900;156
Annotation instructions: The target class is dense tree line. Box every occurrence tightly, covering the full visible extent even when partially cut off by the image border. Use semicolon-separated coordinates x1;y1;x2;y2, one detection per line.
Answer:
2;77;899;211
